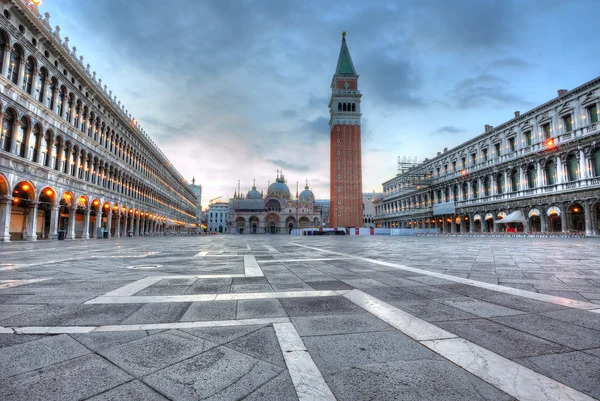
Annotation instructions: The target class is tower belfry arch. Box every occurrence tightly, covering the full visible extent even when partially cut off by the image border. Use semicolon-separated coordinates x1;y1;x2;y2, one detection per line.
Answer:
329;32;363;227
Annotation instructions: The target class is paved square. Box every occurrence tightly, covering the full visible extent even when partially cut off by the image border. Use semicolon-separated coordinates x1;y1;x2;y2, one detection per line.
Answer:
1;236;600;400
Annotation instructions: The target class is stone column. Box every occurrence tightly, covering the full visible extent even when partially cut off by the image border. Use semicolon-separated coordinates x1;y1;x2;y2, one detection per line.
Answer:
17;60;25;90
0;199;12;242
22;125;33;160
467;182;472;200
135;214;140;236
42;80;50;108
128;213;134;234
519;166;526;191
106;210;112;238
579;148;588;180
66;208;76;240
25;202;38;241
9;118;20;154
52;88;59;114
451;216;457;233
45;138;54;168
536;162;543;190
83;209;91;239
49;205;59;240
469;215;474;233
540;209;548;232
586;202;596;236
1;47;10;77
522;210;530;233
95;210;102;239
123;213;129;236
31;69;39;97
114;212;121;238
556;157;564;184
504;171;509;195
560;205;568;233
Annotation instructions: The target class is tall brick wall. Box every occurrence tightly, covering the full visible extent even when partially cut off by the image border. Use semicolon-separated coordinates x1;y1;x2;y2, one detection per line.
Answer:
330;124;363;227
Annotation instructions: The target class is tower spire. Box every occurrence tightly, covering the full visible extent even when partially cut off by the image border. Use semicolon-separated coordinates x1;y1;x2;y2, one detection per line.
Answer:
335;31;356;75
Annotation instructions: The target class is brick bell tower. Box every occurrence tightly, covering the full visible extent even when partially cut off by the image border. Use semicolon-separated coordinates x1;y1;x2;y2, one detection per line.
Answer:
329;32;363;228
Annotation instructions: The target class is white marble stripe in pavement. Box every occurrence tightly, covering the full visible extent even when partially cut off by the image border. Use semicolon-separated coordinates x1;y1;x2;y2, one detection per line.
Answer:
344;289;456;341
423;338;597;401
243;255;264;277
101;276;164;297
0;278;49;289
193;251;209;257
258;257;354;264
292;243;600;312
273;322;337;401
85;290;340;304
264;244;279;253
346;289;595;401
2;317;292;335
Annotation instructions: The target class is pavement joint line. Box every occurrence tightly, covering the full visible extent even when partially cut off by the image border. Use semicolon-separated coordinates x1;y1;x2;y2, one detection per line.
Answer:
86;290;341;304
273;322;337;401
243;255;264;277
0;278;49;289
292;243;600;312
344;289;596;401
1;317;292;335
264;245;280;253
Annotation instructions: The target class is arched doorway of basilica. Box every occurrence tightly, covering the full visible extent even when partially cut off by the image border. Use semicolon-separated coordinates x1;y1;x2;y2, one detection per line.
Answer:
286;216;296;234
299;216;310;229
236;217;245;234
249;216;259;234
266;213;279;234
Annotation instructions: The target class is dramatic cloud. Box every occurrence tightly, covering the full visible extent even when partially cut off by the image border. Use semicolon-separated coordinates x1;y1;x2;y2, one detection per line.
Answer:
42;0;599;207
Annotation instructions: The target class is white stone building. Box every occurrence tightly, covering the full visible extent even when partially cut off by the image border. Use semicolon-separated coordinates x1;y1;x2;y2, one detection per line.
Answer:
374;78;600;235
207;202;228;233
0;1;197;241
362;192;380;227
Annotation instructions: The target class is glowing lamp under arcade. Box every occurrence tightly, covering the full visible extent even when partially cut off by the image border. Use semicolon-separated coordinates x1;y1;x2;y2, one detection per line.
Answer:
546;138;554;147
22;184;30;191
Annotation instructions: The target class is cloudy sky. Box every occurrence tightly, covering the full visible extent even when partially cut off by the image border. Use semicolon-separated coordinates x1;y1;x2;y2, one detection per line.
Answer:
43;0;599;208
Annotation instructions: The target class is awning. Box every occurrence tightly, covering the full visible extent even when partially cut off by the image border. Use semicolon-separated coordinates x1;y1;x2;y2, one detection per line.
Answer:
165;218;179;227
495;210;526;224
528;208;541;218
546;206;561;216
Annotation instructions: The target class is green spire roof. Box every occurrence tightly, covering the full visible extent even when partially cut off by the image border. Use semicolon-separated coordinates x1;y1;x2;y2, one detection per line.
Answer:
335;33;356;75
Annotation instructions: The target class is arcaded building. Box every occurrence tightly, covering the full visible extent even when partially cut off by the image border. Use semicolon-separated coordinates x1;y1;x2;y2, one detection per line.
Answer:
374;77;600;235
0;1;197;241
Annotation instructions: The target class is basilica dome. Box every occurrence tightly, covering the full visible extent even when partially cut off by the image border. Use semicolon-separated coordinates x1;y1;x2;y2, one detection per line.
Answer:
268;175;291;199
299;184;315;203
246;184;262;199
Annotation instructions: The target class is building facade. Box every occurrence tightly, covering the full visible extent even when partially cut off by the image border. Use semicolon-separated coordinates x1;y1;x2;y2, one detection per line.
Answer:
362;192;380;227
329;32;363;228
374;78;600;236
190;178;202;226
227;174;320;234
0;1;197;241
207;202;228;233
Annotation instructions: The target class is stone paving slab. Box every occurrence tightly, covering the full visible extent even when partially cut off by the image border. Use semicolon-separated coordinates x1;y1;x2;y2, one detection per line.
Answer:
1;236;600;400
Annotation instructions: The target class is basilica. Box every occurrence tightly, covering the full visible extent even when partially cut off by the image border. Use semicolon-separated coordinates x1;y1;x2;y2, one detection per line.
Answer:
226;172;320;234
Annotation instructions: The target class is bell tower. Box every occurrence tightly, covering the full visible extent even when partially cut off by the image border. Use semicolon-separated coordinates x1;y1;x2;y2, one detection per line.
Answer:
329;32;363;228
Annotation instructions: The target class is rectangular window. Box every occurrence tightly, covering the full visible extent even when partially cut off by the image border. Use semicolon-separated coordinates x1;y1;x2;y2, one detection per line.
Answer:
436;167;440;176
461;157;466;168
524;130;532;146
542;123;551;139
562;114;573;132
483;149;488;161
444;165;448;174
471;153;476;165
508;137;515;152
588;105;598;124
494;143;501;157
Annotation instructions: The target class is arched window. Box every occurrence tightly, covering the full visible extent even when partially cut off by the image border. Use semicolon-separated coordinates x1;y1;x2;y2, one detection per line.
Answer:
57;87;66;117
462;183;468;200
484;177;491;197
338;103;341;112
73;100;80;127
473;180;479;198
352;103;356;112
527;165;536;188
23;57;34;93
8;46;21;84
1;108;15;152
510;169;519;192
444;187;450;202
16;117;29;157
566;154;578;182
592;148;600;177
496;174;504;194
453;184;459;202
0;31;7;74
545;160;556;185
343;103;346;112
36;68;47;103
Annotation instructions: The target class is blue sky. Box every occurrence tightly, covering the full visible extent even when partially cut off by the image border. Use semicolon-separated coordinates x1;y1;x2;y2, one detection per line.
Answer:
41;0;600;207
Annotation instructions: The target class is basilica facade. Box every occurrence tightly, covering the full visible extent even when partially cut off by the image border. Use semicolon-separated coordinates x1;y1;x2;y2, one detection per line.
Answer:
227;173;320;234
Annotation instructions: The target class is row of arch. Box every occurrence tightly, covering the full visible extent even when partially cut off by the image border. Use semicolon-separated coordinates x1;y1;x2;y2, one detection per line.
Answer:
337;102;356;112
380;202;600;235
0;28;196;211
0;175;182;241
233;215;320;234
